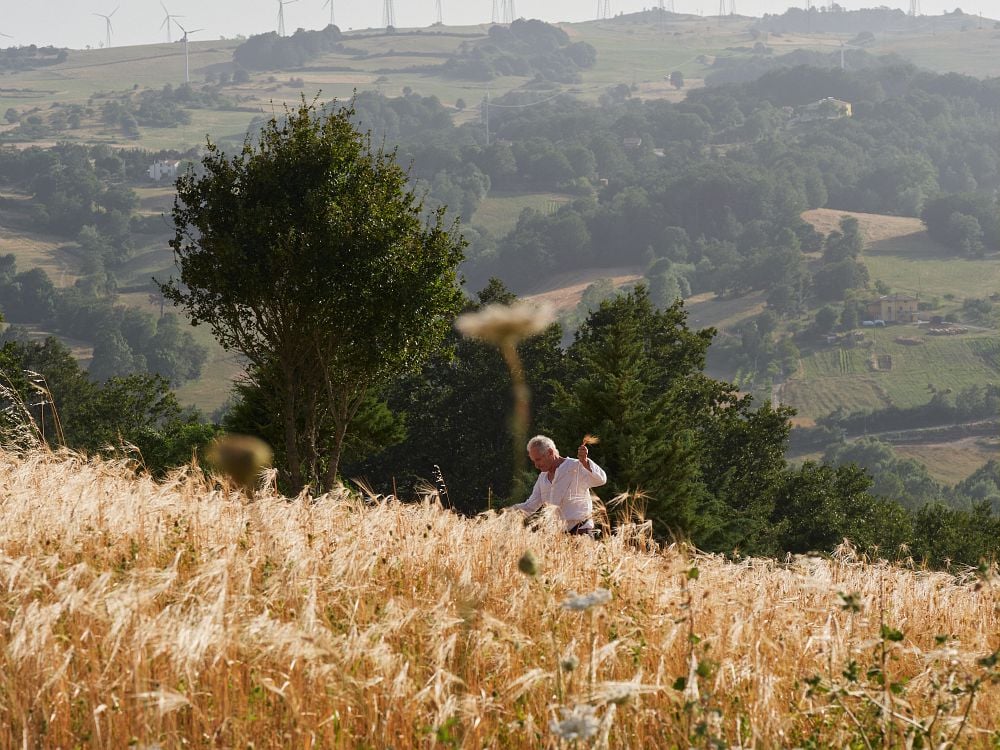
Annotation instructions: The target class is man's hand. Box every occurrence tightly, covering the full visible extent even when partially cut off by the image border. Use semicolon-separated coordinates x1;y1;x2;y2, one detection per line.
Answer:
577;443;591;470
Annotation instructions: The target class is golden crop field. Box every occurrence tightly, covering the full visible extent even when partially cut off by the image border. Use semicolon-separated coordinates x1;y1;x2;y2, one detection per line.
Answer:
2;447;1000;747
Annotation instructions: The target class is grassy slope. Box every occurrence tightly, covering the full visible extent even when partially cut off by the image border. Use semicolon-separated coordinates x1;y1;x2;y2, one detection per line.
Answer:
1;447;999;748
783;331;1000;420
784;209;1000;424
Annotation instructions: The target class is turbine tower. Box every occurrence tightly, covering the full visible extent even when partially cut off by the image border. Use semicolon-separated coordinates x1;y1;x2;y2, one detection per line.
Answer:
175;20;204;83
718;0;735;16
597;0;611;20
909;0;920;16
383;0;396;28
435;0;443;24
322;0;335;26
501;0;516;23
93;6;118;49
277;0;299;37
160;3;183;43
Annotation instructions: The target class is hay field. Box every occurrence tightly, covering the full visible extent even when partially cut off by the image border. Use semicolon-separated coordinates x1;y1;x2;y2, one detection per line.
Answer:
2;448;1000;747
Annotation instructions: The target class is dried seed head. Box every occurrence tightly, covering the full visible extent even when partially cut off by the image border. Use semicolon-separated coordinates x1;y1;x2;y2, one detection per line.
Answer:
206;434;273;491
517;550;540;577
455;301;554;347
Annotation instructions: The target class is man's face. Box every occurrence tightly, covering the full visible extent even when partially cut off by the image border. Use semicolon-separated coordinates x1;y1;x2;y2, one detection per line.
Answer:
528;445;556;472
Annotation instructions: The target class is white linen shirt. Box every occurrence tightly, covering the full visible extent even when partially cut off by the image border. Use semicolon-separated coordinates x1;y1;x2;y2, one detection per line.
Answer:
512;458;607;530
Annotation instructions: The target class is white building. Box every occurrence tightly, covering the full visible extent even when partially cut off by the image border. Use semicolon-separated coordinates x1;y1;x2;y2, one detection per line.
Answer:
147;159;182;181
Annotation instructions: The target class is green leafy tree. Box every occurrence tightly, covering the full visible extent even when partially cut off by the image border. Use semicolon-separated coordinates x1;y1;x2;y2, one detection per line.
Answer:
162;98;465;493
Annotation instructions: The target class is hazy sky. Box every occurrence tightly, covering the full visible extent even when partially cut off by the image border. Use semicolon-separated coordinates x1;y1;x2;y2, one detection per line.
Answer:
0;1;979;51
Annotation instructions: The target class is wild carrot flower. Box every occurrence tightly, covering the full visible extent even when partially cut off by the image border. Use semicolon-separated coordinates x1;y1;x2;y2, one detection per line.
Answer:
550;704;600;741
455;301;554;347
561;588;612;611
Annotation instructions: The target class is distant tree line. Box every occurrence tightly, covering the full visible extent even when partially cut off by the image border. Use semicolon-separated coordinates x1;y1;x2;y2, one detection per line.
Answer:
233;25;343;71
757;6;922;34
437;20;597;83
0;255;207;386
0;45;67;71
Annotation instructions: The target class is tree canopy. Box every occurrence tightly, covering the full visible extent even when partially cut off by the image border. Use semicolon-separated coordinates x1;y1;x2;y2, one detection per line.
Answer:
162;98;465;493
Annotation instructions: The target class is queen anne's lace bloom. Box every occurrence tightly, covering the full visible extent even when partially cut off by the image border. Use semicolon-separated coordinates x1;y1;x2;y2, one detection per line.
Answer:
454;301;554;346
549;704;600;741
561;588;612;611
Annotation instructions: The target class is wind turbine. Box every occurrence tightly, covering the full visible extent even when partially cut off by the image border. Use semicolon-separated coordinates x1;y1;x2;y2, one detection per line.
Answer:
277;0;299;37
175;20;204;83
322;0;335;26
93;6;119;49
160;2;183;43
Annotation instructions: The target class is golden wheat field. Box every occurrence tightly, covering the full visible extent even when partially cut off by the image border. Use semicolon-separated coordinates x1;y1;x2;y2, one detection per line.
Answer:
2;448;1000;748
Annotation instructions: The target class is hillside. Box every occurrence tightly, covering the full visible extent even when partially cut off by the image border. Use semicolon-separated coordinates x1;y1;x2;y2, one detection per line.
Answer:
2;12;1000;152
1;447;999;747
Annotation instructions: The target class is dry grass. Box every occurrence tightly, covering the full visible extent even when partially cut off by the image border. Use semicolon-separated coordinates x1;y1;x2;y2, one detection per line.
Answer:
521;267;644;313
2;447;1000;747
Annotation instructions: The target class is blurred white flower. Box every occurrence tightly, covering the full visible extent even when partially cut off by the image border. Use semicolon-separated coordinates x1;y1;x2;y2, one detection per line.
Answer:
550;704;600;741
561;588;612;611
455;301;554;347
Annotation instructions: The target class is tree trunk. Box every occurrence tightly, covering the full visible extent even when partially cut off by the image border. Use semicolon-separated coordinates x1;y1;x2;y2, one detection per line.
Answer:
322;413;348;494
281;372;304;494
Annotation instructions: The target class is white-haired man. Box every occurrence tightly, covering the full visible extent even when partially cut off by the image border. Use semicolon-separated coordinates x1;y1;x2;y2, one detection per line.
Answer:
511;435;607;535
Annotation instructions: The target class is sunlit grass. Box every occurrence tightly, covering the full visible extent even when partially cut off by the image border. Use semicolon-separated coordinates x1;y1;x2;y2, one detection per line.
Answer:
1;447;1000;746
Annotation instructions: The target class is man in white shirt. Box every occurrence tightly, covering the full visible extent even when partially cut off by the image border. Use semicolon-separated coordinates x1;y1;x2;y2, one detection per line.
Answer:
511;435;608;535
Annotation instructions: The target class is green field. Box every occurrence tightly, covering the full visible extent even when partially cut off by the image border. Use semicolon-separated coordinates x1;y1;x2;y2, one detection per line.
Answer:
864;239;1000;303
784;330;1000;420
470;191;574;236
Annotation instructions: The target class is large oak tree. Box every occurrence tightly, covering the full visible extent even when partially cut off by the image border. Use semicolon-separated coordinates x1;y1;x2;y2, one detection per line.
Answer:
162;98;465;493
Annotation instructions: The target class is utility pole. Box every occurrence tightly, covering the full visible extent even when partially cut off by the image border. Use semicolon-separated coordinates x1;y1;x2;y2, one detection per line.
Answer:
483;89;490;146
502;0;516;23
